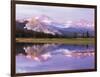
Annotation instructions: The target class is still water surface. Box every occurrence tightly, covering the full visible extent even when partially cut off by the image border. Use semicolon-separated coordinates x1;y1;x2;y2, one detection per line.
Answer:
16;43;95;73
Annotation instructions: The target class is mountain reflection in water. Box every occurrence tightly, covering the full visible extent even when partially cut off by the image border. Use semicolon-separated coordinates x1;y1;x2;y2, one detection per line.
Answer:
16;43;95;73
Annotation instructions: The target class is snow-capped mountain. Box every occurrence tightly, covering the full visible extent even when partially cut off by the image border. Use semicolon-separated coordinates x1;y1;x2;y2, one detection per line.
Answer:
24;15;62;35
64;19;94;29
16;15;94;37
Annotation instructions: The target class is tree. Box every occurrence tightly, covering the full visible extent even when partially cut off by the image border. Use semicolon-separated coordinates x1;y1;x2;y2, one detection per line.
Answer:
73;32;77;38
86;31;89;38
82;32;85;38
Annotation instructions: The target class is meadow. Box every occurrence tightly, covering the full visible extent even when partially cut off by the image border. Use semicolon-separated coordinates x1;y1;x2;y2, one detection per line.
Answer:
16;38;95;45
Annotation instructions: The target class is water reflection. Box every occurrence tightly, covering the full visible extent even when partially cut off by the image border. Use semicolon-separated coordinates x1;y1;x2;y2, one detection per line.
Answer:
16;43;95;73
16;43;94;62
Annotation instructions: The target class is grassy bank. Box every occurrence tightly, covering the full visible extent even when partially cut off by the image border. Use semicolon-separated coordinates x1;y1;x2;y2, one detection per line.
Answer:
16;38;95;44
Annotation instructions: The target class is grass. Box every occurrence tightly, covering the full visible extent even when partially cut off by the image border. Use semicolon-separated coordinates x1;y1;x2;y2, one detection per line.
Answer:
16;38;95;45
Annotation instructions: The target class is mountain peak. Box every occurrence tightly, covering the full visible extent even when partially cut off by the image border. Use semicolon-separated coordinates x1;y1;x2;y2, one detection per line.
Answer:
64;19;94;29
16;15;94;36
23;15;62;35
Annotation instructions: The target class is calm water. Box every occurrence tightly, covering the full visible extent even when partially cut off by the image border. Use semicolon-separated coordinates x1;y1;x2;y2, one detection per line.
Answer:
16;43;95;73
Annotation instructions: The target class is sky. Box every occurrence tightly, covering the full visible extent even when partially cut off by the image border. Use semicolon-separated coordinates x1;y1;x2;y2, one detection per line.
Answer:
16;4;95;23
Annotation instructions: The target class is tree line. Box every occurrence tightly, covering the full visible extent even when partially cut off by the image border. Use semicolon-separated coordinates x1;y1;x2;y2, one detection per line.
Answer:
16;30;94;38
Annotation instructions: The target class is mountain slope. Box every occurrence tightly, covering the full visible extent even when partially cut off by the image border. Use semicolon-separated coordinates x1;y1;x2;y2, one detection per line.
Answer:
16;15;95;38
